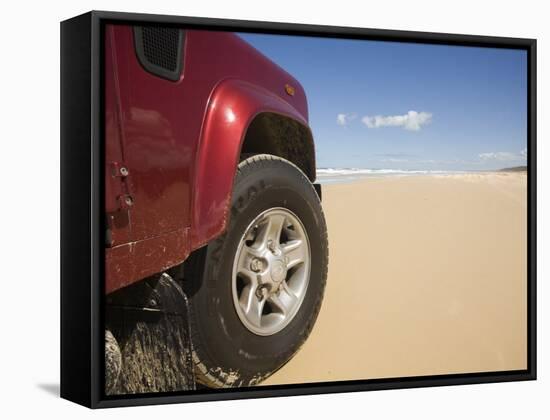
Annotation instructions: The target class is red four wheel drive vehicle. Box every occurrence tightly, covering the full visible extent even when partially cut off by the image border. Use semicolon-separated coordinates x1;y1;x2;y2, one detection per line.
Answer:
105;24;328;389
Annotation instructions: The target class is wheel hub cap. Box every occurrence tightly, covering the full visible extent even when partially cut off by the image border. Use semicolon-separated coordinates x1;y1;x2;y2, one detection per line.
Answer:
270;259;287;284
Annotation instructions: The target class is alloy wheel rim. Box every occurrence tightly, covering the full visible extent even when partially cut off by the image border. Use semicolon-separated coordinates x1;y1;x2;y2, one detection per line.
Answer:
231;207;311;336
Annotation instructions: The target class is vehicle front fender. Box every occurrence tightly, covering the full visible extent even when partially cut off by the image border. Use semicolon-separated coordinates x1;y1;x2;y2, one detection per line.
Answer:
190;78;309;250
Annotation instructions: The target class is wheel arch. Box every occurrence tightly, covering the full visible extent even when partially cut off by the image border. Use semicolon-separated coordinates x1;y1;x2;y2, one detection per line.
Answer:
190;79;315;251
240;112;316;182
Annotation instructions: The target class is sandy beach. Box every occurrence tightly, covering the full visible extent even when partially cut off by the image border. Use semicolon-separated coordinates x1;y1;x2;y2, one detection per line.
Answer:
264;172;527;385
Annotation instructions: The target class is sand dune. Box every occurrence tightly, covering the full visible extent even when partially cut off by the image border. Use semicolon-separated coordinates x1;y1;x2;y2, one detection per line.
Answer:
264;172;527;385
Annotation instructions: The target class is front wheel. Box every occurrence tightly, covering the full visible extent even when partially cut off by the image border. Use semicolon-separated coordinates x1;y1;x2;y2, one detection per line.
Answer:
184;154;328;387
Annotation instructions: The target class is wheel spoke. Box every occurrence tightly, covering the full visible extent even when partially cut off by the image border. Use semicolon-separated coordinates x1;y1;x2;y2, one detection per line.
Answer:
268;294;287;315
237;267;258;285
242;293;265;328
269;283;299;315
239;284;256;312
282;239;306;269
256;214;286;249
242;244;263;259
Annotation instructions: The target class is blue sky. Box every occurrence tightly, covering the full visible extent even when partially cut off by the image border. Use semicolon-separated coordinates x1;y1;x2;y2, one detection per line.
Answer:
239;33;527;171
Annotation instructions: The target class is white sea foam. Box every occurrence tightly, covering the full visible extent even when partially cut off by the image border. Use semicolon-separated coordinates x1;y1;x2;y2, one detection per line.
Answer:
316;168;465;184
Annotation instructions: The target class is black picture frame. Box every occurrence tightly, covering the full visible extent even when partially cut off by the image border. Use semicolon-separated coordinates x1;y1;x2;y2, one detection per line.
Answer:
60;10;537;409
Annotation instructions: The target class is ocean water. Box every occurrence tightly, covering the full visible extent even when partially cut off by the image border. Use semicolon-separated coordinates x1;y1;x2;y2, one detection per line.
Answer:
316;168;466;184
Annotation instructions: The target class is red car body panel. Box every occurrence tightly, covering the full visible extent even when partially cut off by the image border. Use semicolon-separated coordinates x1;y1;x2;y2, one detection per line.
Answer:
104;24;311;294
191;78;309;250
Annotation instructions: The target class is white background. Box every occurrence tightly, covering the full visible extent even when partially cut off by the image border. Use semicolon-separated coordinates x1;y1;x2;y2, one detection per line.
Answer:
0;0;546;417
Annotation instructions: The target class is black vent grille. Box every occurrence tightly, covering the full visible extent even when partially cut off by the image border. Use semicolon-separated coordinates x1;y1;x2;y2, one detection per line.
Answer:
134;26;184;81
141;27;180;72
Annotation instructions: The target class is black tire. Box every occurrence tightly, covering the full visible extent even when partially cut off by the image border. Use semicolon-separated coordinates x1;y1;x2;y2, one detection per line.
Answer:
184;154;328;387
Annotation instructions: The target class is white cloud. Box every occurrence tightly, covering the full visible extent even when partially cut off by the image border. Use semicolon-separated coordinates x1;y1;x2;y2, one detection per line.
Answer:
362;110;432;131
479;149;527;162
336;112;357;126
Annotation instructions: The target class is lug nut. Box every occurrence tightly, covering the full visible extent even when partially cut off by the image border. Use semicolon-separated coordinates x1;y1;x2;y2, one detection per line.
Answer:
250;258;263;272
256;286;268;300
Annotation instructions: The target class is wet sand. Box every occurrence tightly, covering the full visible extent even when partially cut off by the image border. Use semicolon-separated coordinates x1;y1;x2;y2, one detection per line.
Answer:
264;172;527;385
